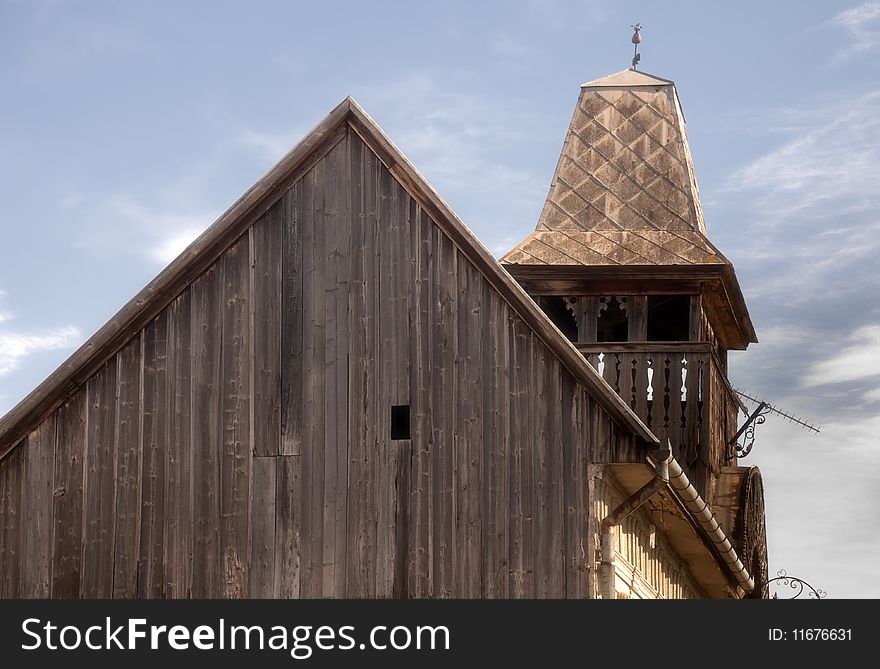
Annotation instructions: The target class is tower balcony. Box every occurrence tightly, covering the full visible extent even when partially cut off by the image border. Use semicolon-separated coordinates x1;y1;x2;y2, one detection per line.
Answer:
576;342;743;503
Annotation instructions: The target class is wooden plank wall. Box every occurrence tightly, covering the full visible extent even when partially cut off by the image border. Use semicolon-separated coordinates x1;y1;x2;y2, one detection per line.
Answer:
0;127;637;598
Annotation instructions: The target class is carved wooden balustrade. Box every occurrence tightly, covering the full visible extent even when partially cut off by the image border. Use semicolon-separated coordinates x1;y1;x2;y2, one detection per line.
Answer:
576;342;742;503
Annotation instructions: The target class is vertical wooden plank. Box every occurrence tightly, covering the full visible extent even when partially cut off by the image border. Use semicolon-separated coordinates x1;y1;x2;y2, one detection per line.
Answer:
561;375;580;597
431;227;456;598
633;352;650;419
685;352;703;470
164;292;192;598
345;134;366;597
603;351;620;392
546;359;565;597
390;182;412;600
336;135;353;599
650;355;668;438
408;204;434;598
276;181;305;599
456;254;482;597
576;296;598;343
321;136;350;597
250;455;276;597
667;353;684;463
274;454;301;597
52;391;86;598
374;160;396;598
300;159;325;598
688;295;701;342
220;236;252;598
190;264;222;598
114;336;143;598
483;291;510;598
0;444;24;597
533;343;550;598
322;139;338;599
345;136;377;597
139;313;167;598
82;361;117;598
24;416;56;597
618;352;636;410
522;333;537;598
628;295;648;340
508;319;526;598
281;182;304;457
0;447;11;597
392;440;410;599
254;202;283;457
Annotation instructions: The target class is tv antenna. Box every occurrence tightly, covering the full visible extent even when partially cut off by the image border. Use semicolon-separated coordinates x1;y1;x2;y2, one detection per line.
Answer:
729;389;820;458
631;23;642;69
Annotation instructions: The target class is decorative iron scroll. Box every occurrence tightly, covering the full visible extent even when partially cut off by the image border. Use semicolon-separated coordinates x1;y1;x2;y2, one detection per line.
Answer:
759;570;827;599
729;401;772;458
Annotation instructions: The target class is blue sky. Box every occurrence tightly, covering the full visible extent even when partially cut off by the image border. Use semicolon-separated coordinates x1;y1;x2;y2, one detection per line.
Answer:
2;0;878;598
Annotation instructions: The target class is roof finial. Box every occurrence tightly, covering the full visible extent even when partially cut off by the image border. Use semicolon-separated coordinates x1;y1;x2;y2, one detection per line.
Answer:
631;23;642;70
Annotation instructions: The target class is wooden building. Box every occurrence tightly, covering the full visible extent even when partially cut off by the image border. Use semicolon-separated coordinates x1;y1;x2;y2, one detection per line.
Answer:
0;67;768;599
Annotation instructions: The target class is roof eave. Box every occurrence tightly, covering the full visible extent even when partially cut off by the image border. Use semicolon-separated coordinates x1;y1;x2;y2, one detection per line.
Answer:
501;262;758;349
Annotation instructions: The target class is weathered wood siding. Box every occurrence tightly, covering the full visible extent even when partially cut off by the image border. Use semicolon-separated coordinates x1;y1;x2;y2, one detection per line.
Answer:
0;127;638;598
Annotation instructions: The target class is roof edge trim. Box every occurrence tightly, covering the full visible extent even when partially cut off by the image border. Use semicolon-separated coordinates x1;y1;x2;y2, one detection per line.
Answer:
0;96;660;459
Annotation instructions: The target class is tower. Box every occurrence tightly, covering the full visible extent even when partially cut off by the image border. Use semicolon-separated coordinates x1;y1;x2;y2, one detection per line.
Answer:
502;68;758;504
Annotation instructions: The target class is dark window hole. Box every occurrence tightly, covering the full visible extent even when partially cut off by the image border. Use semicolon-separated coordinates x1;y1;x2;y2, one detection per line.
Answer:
391;405;411;440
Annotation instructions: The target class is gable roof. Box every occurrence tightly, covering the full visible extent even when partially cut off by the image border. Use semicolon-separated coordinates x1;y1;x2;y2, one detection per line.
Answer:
0;97;659;459
501;68;718;267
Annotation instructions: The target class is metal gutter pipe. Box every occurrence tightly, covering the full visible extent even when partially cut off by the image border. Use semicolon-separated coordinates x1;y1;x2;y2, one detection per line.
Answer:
649;451;755;594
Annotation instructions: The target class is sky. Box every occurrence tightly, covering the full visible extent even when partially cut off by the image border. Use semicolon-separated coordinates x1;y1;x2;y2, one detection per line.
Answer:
1;0;878;598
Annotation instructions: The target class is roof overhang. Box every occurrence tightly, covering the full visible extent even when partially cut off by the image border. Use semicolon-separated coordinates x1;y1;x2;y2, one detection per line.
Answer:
605;461;747;598
502;263;758;350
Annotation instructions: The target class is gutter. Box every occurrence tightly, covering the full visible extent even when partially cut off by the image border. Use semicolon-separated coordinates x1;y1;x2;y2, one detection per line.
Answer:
652;451;755;594
599;445;754;599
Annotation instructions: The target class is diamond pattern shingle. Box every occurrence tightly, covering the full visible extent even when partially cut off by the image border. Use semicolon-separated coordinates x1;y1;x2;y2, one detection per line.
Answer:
502;68;719;267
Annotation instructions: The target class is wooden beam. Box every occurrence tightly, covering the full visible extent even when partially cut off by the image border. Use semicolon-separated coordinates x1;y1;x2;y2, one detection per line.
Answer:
576;342;712;353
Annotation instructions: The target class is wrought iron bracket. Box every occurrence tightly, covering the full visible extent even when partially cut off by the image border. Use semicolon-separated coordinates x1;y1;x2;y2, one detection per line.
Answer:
728;401;772;458
758;570;826;599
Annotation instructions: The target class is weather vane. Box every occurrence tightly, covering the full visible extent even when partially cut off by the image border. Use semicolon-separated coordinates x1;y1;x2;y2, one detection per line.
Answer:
631;23;642;69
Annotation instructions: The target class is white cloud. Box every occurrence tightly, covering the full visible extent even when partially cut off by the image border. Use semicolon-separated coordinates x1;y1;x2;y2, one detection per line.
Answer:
105;195;210;266
70;193;212;266
0;327;81;377
726;91;880;217
801;325;880;387
149;227;205;265
717;90;880;304
0;293;80;378
749;325;812;348
863;387;880;402
830;1;880;62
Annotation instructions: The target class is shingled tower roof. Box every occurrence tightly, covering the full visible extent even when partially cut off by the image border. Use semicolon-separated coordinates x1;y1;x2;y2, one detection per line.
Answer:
502;68;724;267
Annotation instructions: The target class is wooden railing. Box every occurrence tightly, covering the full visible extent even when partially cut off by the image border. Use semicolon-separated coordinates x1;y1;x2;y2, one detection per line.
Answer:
576;342;742;503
